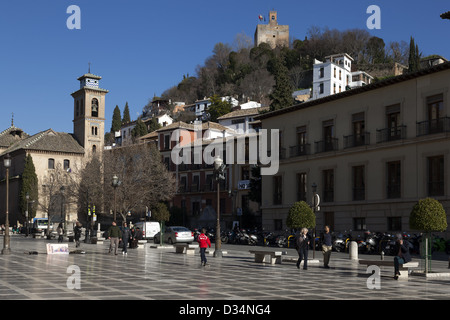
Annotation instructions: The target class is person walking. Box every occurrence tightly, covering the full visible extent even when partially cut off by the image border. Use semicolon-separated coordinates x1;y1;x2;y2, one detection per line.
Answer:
121;222;131;255
296;228;310;270
74;221;82;248
393;235;411;280
321;225;333;268
197;228;211;266
57;223;64;243
107;221;122;255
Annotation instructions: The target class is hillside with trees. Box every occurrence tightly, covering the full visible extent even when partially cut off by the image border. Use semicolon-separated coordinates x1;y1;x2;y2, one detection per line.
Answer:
160;27;413;109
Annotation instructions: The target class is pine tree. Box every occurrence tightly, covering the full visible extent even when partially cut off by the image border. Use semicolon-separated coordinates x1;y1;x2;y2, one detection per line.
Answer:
269;56;293;111
19;154;38;220
111;105;122;132
122;102;131;124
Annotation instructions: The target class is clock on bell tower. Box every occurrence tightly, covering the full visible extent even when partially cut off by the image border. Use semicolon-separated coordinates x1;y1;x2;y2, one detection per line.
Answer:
72;72;108;157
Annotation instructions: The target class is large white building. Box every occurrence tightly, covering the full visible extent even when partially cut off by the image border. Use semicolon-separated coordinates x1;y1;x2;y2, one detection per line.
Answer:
312;53;373;100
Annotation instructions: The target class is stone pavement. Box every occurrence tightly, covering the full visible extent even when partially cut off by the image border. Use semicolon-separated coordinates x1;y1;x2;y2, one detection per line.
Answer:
0;235;449;301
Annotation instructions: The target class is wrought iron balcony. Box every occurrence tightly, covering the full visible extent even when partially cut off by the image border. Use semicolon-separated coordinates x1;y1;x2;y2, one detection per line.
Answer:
428;181;444;197
344;132;370;149
417;117;450;136
376;126;407;143
352;188;365;201
322;189;334;203
386;184;401;199
315;138;338;153
289;144;311;158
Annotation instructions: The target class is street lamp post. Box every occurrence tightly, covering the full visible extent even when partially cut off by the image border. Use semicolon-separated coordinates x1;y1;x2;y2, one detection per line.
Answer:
26;192;30;237
60;186;65;235
2;154;11;255
311;182;320;260
112;175;121;222
213;156;226;258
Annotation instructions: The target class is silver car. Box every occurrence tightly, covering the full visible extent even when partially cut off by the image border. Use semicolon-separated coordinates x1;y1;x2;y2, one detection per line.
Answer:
153;226;194;244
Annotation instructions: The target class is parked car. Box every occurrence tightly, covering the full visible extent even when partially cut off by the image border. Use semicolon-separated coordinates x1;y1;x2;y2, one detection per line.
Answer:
153;226;194;244
134;221;160;240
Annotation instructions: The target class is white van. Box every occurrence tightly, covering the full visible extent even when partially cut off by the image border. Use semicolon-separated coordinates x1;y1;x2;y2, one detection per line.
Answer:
134;221;160;240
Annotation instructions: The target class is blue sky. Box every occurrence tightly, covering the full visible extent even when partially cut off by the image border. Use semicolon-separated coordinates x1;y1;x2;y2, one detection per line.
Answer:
0;0;449;135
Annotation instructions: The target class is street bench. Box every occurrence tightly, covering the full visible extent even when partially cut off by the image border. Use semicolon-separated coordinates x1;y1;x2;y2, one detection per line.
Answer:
173;243;198;255
249;250;282;264
359;259;419;279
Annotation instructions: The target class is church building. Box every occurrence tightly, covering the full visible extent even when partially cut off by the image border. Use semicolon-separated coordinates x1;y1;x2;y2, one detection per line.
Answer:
0;72;108;228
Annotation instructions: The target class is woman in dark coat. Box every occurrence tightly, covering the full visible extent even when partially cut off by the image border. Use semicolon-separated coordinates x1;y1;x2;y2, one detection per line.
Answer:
296;228;310;270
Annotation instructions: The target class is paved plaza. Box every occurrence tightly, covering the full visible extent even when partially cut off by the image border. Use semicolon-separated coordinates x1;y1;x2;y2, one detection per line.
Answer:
0;235;448;301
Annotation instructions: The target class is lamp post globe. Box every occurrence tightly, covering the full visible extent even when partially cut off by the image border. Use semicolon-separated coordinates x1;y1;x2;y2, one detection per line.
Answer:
2;154;11;255
213;156;224;258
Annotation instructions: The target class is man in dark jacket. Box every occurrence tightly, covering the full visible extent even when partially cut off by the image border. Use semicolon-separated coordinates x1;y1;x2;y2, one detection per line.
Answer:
108;221;122;255
121;223;131;255
393;236;412;280
74;221;82;248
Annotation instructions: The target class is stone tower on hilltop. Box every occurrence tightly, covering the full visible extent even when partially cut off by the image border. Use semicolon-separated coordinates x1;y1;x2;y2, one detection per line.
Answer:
254;11;289;49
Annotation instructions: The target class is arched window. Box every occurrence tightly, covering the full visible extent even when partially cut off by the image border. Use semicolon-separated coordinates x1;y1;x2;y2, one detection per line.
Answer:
91;98;99;117
92;145;97;153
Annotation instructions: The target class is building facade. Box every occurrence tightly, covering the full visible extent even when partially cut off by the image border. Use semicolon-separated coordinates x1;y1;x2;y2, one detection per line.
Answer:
0;72;107;226
312;53;373;100
257;62;450;237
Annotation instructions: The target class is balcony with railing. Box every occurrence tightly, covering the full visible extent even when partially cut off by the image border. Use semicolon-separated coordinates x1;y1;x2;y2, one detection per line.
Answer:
376;126;407;143
322;189;334;203
387;184;401;199
352;188;365;201
315;138;339;153
289;144;311;158
417;117;450;136
344;132;370;149
428;181;444;197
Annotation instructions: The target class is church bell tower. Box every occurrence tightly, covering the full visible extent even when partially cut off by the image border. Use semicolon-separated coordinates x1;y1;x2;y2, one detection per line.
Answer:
72;72;108;157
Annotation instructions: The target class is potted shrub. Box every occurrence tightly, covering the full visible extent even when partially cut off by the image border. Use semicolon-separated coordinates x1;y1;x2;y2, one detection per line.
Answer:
409;198;448;273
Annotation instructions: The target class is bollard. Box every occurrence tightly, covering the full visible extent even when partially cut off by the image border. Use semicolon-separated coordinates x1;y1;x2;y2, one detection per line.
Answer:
381;251;384;261
349;241;358;260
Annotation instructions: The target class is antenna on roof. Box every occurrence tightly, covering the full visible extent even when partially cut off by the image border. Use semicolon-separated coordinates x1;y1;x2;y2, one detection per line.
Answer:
11;112;14;127
88;62;91;74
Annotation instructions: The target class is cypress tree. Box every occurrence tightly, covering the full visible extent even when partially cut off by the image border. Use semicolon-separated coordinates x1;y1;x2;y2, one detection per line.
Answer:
269;56;293;111
408;37;421;73
122;102;131;124
111;105;122;132
19;154;39;220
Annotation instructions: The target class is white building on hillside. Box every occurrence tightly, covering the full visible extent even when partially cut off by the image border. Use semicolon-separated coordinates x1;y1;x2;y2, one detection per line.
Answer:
312;53;373;100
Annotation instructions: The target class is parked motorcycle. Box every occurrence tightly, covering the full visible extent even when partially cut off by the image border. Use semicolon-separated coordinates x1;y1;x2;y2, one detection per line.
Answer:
332;231;352;252
363;231;380;254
